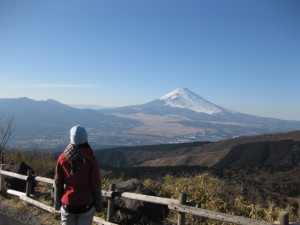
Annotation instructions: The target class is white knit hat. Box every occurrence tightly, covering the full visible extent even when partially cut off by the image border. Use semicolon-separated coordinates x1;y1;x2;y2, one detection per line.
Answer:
70;125;88;145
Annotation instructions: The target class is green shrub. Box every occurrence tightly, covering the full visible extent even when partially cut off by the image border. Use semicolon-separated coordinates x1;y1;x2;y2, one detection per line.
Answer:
4;149;56;178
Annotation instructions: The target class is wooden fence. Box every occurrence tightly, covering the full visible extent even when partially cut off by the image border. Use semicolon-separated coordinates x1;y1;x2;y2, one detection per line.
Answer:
0;164;298;225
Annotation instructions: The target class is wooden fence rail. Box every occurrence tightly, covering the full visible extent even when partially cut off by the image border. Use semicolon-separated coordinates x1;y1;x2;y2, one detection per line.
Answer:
0;164;297;225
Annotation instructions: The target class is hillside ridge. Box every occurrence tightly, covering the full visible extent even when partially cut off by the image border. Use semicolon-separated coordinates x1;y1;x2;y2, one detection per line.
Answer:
94;130;300;168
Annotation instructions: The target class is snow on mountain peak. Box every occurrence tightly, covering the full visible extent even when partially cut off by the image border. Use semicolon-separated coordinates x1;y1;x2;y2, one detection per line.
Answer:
159;88;223;114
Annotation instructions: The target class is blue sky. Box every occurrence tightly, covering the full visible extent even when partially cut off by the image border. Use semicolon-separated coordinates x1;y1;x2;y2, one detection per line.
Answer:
0;0;299;120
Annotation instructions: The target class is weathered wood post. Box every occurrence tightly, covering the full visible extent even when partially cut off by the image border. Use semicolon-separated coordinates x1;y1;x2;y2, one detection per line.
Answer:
26;169;34;197
178;192;187;225
279;212;289;225
0;164;4;193
107;183;116;222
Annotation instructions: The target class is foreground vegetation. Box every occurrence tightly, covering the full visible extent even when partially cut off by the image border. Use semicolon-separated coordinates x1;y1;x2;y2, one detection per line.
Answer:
2;150;300;224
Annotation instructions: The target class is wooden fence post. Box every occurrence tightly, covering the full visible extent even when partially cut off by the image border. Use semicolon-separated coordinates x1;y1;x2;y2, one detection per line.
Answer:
279;212;289;225
26;169;33;197
178;192;187;225
107;183;116;222
0;164;4;193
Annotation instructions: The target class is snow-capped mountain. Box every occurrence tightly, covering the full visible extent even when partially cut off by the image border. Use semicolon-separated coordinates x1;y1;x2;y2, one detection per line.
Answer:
159;88;224;114
95;88;300;141
1;88;300;150
98;88;230;116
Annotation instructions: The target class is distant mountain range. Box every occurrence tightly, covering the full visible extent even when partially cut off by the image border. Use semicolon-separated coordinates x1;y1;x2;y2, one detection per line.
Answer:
1;88;300;150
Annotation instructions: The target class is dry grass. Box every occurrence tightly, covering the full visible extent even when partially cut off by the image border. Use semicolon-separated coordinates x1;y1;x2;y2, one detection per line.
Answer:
0;192;103;225
0;193;60;225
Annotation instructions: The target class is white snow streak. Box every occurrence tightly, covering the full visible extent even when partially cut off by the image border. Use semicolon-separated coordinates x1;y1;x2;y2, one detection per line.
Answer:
159;88;223;114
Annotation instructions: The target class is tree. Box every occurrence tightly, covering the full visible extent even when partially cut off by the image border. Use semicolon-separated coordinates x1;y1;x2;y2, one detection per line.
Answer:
0;114;15;163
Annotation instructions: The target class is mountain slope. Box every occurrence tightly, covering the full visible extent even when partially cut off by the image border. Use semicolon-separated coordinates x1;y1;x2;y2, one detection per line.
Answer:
97;88;230;116
94;130;300;168
159;88;225;114
0;98;140;149
215;139;300;168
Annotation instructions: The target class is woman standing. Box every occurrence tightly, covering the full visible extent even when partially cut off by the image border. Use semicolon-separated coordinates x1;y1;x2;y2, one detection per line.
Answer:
54;125;103;225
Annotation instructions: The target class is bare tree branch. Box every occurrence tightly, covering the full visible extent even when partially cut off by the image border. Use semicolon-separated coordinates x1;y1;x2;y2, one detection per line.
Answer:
0;114;15;163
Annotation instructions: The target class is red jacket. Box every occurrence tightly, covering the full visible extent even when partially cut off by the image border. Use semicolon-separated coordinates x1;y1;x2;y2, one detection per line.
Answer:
54;144;102;210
